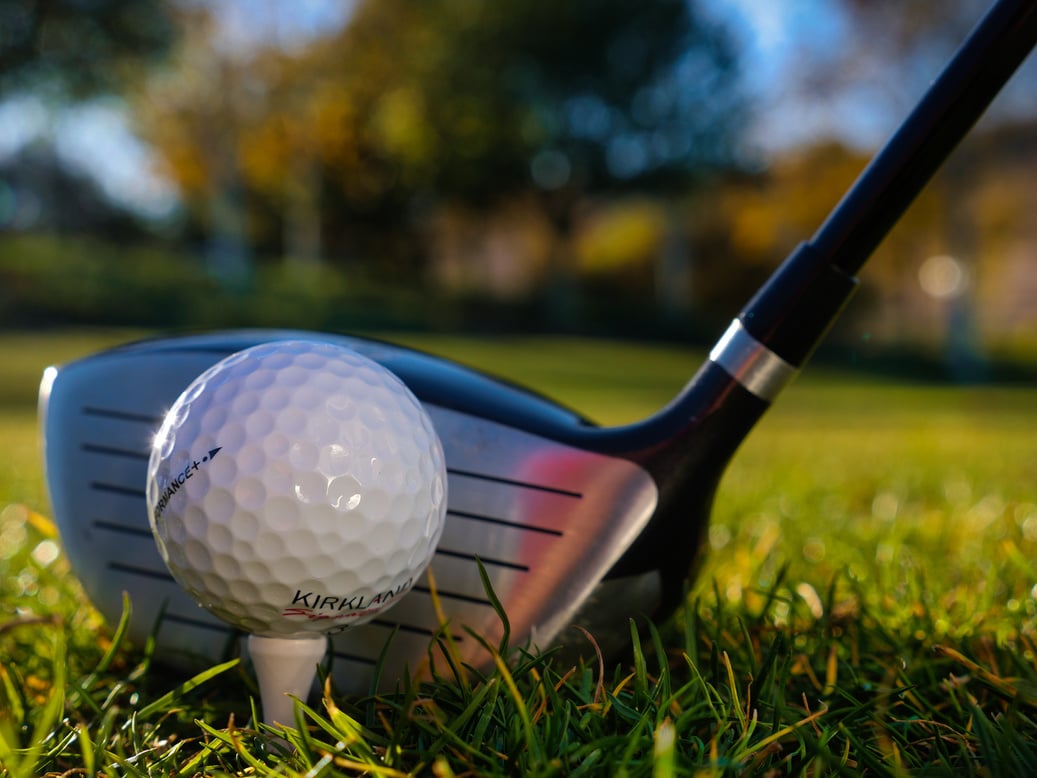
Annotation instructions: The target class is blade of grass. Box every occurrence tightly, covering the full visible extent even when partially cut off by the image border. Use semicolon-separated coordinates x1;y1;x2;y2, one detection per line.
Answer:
136;658;240;719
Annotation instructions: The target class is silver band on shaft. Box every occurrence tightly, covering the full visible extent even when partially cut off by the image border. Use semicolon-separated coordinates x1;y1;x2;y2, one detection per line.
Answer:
709;320;798;402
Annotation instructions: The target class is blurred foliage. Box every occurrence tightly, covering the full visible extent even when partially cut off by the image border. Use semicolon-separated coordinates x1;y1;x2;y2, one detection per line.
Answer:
4;116;1036;354
0;232;714;338
807;0;992;100
685;125;1037;350
575;200;668;276
0;145;149;236
0;234;440;331
0;234;217;327
0;0;174;97
0;0;1033;354
133;0;744;273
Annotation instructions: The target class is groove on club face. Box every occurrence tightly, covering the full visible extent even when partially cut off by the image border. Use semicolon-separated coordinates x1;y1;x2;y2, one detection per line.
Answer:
40;335;659;691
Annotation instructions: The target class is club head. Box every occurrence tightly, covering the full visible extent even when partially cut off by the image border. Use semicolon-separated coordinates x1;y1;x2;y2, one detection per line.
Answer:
43;329;756;691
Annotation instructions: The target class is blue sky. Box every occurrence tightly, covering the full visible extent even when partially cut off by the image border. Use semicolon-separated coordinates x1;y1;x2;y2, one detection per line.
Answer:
713;0;870;148
0;0;1032;218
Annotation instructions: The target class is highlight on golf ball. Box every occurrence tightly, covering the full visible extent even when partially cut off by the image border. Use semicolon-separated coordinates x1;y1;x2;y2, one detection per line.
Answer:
144;339;448;637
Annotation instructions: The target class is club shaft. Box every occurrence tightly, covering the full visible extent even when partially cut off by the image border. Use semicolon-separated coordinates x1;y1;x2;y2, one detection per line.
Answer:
623;0;1037;605
739;0;1037;368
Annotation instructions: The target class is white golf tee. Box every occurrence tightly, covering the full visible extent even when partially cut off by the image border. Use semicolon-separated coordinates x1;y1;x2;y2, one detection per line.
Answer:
247;634;328;728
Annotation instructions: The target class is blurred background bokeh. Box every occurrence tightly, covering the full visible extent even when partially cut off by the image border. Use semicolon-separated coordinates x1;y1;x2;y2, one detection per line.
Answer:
1;0;1035;380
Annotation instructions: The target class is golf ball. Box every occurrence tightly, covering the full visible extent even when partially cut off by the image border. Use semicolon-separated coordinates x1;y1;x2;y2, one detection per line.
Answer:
145;340;447;637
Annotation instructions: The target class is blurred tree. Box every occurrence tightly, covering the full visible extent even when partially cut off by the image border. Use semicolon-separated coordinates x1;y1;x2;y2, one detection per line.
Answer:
793;0;1035;367
0;143;146;235
683;137;971;320
136;0;745;296
133;7;259;285
0;0;175;97
793;0;990;110
316;0;745;298
315;0;742;203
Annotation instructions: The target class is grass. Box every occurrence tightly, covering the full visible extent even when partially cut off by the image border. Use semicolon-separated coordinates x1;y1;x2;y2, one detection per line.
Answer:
1;328;1037;775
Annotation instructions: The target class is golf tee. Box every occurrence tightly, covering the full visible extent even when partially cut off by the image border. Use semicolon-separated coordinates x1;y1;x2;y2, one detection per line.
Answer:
247;634;328;729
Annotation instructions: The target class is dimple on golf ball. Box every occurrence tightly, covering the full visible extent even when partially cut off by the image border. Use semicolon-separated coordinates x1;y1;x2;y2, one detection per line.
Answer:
145;340;447;637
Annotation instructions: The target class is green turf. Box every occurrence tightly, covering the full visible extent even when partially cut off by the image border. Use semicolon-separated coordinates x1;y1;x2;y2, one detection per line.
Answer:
1;329;1036;775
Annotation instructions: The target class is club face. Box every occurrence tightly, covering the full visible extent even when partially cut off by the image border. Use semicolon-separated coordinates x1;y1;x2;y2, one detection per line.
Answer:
40;331;661;691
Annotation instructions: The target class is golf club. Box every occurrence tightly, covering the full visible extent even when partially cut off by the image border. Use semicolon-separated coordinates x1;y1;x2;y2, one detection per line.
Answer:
39;0;1037;693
